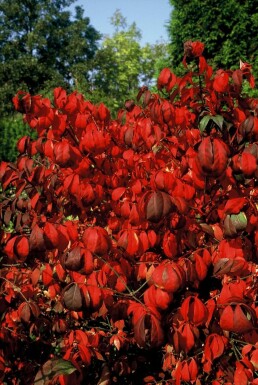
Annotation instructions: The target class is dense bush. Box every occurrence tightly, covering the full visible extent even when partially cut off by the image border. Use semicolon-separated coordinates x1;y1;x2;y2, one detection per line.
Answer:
0;42;257;385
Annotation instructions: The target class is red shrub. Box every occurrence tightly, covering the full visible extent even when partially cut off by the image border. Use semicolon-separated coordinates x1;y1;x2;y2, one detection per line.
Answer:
0;42;257;385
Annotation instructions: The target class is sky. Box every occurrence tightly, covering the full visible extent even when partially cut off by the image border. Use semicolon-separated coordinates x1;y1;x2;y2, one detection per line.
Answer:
70;0;171;46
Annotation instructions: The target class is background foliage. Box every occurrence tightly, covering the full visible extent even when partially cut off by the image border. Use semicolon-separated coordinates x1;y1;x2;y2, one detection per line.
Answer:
83;10;169;112
0;0;100;115
0;115;34;162
0;2;169;159
168;0;258;76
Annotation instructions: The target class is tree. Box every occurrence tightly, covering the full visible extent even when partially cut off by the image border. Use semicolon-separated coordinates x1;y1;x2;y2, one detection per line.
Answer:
140;40;171;88
167;0;258;75
0;0;100;114
84;10;169;112
88;10;142;111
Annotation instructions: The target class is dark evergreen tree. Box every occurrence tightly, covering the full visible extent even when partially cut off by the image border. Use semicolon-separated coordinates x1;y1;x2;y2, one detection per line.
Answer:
0;0;100;114
168;0;258;75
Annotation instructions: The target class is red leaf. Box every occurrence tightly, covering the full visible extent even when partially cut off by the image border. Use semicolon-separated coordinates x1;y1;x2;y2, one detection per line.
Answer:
180;296;208;326
151;261;186;293
57;224;71;251
80;125;111;154
81;281;103;311
213;257;248;277
18;301;40;323
55;263;67;282
54;140;80;167
162;231;178;259
54;87;67;109
127;302;146;347
18;302;31;323
52;114;67;138
232;69;243;89
140;191;173;223
179;358;198;383
97;103;110;122
14;236;30;261
184;40;204;57
111;187;126;201
82;227;110;256
202;334;228;373
232;152;257;177
251;349;258;370
31;267;41;286
144;285;173;310
1;169;19;191
150;309;164;347
213;70;229;92
63;283;83;311
78;344;91;365
44;222;59;249
42;263;54;286
173;322;198;353
4;237;17;260
17;136;30;154
194;254;208;281
224;197;246;215
63;245;83;272
29;224;46;251
234;361;250;385
220;303;256;333
157;68;176;92
217;280;246;304
240;153;257;177
82;249;94;275
146;191;164;222
197;137;229;177
63;93;79;114
127;302;164;347
117;230;140;256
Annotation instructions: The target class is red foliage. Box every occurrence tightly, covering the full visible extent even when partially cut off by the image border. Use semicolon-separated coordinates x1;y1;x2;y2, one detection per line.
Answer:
0;42;258;385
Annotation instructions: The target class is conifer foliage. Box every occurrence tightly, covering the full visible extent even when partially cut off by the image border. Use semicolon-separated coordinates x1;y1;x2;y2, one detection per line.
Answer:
0;41;257;384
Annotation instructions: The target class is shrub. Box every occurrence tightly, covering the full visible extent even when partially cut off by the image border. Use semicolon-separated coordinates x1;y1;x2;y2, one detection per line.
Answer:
0;42;257;385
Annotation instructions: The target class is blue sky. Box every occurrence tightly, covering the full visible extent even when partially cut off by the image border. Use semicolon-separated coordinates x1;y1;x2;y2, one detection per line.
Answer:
70;0;171;45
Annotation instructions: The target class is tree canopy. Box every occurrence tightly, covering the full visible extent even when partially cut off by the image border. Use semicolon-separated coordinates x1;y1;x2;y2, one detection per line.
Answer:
168;0;258;75
84;10;169;112
0;0;100;114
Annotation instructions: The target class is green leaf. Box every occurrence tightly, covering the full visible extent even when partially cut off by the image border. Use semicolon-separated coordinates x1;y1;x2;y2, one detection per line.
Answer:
230;212;247;231
199;115;211;133
199;114;224;133
211;115;224;129
34;359;77;384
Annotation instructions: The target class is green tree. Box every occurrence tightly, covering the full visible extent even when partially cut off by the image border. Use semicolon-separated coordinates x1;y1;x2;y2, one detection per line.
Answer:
168;0;258;75
0;0;100;115
83;10;169;113
140;40;171;87
89;10;142;111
